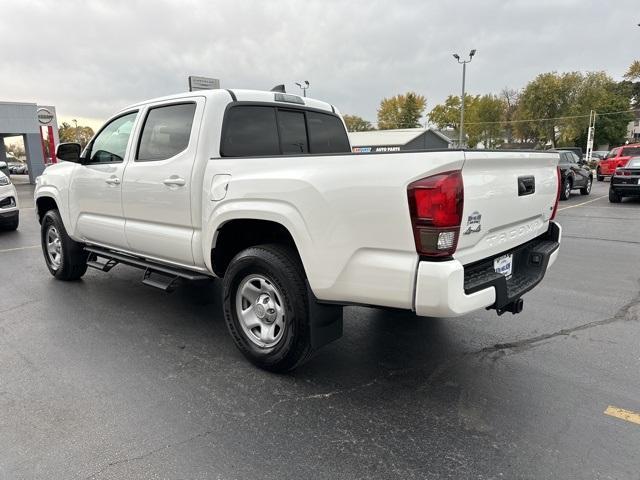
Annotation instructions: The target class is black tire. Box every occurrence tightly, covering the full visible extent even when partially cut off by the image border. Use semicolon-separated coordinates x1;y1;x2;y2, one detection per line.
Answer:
580;177;592;195
596;169;604;182
222;244;312;372
0;214;19;231
41;209;88;280
609;188;621;203
560;177;571;200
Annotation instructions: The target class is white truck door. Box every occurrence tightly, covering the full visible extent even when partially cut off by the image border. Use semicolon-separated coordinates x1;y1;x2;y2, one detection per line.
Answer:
121;99;204;266
69;111;139;248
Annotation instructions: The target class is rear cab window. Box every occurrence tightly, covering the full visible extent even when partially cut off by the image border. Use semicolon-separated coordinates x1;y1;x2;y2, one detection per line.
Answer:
221;104;350;157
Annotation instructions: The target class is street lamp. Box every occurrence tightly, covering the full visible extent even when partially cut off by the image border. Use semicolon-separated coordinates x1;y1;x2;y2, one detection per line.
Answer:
452;49;476;147
295;80;310;97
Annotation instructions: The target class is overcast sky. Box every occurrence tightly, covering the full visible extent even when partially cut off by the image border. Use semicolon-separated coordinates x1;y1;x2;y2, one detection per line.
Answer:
1;0;638;130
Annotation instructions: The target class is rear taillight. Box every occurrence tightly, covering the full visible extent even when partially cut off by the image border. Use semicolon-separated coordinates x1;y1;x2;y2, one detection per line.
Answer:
550;166;561;220
407;170;463;257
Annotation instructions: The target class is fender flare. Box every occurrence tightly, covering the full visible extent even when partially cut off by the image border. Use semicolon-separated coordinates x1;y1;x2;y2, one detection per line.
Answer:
202;199;314;274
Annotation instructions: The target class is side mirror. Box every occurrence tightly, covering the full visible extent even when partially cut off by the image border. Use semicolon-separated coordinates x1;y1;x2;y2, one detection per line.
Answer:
0;161;7;168
56;143;83;163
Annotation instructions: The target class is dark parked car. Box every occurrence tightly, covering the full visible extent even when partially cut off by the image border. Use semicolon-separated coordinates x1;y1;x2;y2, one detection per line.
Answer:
555;146;584;161
555;150;592;200
609;157;640;203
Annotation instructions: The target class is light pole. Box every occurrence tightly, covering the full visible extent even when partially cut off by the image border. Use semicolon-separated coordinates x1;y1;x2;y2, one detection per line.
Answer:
295;80;309;97
452;49;476;147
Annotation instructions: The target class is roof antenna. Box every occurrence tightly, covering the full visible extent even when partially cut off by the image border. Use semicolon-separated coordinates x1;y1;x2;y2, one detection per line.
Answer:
270;84;286;93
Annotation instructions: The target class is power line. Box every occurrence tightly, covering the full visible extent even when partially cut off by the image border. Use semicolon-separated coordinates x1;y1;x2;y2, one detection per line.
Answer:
358;108;638;128
463;108;638;126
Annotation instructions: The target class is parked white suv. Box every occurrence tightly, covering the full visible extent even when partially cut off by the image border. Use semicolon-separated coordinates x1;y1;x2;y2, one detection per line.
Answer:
0;171;19;231
35;89;562;371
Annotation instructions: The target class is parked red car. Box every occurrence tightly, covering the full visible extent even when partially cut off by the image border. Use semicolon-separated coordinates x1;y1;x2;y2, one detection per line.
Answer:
597;144;640;181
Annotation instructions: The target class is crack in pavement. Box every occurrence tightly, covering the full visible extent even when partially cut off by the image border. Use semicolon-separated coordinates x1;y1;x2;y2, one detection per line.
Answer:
83;378;382;478
83;284;640;478
479;284;640;355
84;429;216;480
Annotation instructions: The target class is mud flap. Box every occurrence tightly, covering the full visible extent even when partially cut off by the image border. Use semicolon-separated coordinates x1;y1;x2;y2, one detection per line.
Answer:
307;283;343;350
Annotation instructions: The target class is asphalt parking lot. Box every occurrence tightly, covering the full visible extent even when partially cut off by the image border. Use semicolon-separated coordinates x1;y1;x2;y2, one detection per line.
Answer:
1;177;639;479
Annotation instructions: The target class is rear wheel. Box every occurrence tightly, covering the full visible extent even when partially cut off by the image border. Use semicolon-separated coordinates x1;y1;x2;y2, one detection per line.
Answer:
560;178;572;200
222;244;313;372
41;209;88;280
609;188;621;203
580;177;592;195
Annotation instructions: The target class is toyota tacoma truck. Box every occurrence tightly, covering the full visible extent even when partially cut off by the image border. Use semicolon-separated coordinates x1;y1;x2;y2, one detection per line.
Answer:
34;88;562;371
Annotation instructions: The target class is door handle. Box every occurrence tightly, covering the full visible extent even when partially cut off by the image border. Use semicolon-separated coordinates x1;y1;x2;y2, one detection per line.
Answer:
163;177;186;187
105;177;121;185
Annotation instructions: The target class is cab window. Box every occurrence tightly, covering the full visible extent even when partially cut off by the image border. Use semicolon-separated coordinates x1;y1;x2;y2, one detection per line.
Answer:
87;112;138;164
221;106;280;157
137;103;196;162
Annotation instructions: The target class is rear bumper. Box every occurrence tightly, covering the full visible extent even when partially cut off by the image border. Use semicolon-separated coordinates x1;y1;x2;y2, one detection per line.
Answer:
0;209;19;225
611;182;640;196
414;222;561;317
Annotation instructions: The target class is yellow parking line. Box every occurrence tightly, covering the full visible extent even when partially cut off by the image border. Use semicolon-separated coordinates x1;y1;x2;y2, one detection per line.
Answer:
604;406;640;426
0;245;39;254
557;195;608;211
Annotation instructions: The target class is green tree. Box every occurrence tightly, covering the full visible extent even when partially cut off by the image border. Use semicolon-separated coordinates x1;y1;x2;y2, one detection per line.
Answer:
624;60;640;81
428;94;505;147
500;88;520;144
472;94;505;148
342;114;374;132
621;60;640;109
427;95;462;132
377;92;426;129
565;72;633;147
518;72;582;147
59;122;95;149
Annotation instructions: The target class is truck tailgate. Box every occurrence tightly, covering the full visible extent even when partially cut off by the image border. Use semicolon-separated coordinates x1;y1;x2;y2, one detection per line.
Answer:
455;150;559;265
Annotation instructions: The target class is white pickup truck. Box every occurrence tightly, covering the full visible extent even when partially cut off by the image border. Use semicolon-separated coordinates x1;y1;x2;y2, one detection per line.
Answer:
35;88;561;371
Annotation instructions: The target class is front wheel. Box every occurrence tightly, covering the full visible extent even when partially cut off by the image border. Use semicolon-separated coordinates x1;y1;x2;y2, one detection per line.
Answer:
222;244;313;372
41;209;88;280
609;188;621;203
596;169;604;182
580;177;592;195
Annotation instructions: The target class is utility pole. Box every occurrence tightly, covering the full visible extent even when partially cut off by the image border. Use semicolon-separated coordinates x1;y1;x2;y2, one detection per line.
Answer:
452;49;476;147
586;110;596;164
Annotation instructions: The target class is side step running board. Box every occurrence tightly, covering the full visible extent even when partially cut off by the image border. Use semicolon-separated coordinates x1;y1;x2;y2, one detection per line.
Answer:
85;246;211;292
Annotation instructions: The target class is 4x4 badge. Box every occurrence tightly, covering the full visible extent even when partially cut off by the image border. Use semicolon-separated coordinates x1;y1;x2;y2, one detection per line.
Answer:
463;211;482;235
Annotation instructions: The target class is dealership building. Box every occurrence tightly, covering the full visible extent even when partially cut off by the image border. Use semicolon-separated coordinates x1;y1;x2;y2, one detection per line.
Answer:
0;101;59;183
348;127;452;153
